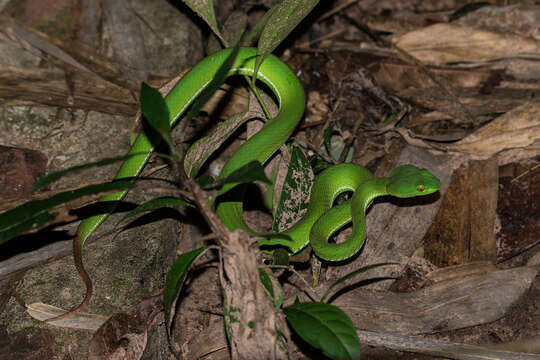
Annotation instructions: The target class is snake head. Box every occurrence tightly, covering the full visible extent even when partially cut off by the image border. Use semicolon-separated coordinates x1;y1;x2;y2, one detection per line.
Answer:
387;165;441;198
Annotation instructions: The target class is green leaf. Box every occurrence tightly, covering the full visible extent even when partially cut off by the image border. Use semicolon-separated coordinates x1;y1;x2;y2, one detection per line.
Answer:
195;175;215;188
207;161;270;190
272;248;290;266
258;268;273;298
324;126;334;157
164;246;213;332
321;263;396;303
272;146;313;232
140;82;175;154
309;156;332;174
243;5;278;46
184;110;252;178
330;139;353;163
258;268;283;308
0;212;56;244
180;0;223;43
221;11;248;47
253;0;319;77
257;0;319;57
322;127;354;162
284;302;361;360
382;113;398;125
116;196;193;226
31;153;148;192
0;181;135;244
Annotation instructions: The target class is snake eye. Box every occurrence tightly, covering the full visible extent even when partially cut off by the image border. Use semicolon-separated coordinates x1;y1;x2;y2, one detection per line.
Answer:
417;185;425;192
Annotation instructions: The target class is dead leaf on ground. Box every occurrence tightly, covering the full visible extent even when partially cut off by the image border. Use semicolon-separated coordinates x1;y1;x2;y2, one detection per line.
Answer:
448;100;540;159
26;302;109;331
393;23;538;65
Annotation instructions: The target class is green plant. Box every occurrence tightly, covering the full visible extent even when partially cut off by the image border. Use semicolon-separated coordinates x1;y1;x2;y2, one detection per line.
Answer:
0;1;420;358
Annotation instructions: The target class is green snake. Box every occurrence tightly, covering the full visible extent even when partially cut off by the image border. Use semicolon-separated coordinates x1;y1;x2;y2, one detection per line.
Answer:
54;47;440;319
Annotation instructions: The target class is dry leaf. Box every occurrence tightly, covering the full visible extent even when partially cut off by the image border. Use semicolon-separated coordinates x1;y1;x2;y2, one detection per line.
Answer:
26;302;109;331
449;101;540;157
393;23;538;65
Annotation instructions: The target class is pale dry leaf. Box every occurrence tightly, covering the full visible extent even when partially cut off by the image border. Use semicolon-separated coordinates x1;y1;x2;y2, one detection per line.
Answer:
27;302;109;331
393;23;538;65
246;90;278;139
455;4;540;41
449;101;540;157
184;86;276;177
184;110;257;177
